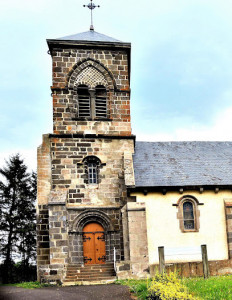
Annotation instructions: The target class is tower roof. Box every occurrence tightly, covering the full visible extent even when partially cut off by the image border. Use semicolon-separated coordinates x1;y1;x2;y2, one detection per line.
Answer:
57;30;122;43
47;30;131;54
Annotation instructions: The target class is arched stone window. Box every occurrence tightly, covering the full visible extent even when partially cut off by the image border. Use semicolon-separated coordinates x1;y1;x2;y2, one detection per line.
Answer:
88;161;98;184
175;196;202;232
183;201;195;230
83;156;101;184
77;84;107;119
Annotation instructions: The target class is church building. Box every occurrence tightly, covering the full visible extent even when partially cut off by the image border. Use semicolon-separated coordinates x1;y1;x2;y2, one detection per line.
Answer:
37;28;232;284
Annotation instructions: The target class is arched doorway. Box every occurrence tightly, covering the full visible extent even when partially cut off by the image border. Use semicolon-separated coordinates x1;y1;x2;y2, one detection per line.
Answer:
83;222;106;265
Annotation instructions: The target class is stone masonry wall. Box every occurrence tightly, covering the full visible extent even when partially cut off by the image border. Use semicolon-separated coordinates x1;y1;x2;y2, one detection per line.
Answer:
118;202;149;279
37;39;133;283
50;137;134;207
37;134;52;205
49;204;68;265
37;135;134;282
37;134;51;279
150;259;232;277
52;49;129;90
51;48;131;135
225;200;232;258
127;203;149;265
48;136;134;267
36;205;49;265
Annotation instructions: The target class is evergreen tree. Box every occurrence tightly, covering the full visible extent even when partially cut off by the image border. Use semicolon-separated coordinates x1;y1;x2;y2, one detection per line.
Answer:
0;154;36;283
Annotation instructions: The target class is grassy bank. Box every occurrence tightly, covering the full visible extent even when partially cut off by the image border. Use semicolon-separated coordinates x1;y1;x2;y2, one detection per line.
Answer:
183;275;232;300
0;281;52;289
117;274;232;300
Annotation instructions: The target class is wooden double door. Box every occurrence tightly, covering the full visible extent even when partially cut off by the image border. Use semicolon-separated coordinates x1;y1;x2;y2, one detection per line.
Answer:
83;223;106;265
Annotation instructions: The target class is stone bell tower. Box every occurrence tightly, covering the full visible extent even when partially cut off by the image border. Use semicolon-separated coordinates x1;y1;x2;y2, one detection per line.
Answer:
36;29;135;283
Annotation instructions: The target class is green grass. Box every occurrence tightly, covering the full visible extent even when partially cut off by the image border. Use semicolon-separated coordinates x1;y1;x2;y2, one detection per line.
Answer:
0;281;52;289
117;275;232;300
183;275;232;300
116;279;149;300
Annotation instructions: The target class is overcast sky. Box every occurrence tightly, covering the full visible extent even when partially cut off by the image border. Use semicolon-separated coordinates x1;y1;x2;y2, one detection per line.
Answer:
1;0;232;171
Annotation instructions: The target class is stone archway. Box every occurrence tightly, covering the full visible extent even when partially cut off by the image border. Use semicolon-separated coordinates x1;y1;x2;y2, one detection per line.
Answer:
68;210;116;265
71;209;113;232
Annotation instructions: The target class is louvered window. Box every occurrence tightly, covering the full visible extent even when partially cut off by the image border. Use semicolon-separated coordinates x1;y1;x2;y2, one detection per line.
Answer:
77;85;91;118
95;85;107;118
77;85;107;119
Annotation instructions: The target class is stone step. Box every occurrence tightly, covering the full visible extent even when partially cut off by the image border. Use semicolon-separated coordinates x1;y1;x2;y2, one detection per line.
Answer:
83;272;114;276
66;270;115;276
68;265;114;269
67;272;114;276
63;278;116;286
66;274;115;279
67;268;114;272
76;277;115;281
74;268;115;272
64;277;116;282
68;263;113;268
67;266;114;270
64;263;116;284
67;268;115;273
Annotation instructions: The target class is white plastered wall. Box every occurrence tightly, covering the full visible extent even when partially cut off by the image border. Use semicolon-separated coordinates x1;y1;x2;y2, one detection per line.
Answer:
132;190;229;264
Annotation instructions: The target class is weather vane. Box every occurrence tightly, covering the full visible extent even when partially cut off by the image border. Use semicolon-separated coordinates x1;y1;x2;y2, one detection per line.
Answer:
83;0;100;31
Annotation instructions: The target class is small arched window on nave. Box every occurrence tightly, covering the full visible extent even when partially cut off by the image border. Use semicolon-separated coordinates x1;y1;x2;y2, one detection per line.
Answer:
183;201;195;230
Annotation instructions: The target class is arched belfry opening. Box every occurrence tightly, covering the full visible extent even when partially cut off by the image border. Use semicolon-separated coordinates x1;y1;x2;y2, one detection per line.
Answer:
76;84;108;119
67;58;117;91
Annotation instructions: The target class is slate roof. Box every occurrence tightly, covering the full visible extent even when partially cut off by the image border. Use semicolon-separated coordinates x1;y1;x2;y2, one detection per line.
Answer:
133;141;232;187
57;30;122;43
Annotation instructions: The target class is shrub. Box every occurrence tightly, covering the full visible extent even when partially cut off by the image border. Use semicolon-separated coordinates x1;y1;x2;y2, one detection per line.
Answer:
148;272;193;300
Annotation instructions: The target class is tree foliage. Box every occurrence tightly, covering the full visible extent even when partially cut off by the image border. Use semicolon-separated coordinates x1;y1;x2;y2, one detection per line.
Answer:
0;154;36;283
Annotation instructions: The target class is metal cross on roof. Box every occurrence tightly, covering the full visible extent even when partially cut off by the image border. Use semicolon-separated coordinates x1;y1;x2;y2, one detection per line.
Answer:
83;0;100;31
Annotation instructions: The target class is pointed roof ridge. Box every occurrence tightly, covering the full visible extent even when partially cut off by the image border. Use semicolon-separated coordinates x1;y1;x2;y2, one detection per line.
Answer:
57;30;122;43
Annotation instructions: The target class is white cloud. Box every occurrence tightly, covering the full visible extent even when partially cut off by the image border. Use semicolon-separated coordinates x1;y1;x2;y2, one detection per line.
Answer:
136;106;232;142
0;149;37;173
1;0;232;172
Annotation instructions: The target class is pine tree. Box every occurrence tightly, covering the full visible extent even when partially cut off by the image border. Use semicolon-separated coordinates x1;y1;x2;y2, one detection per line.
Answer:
0;154;36;283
